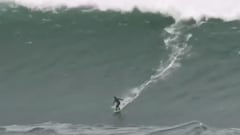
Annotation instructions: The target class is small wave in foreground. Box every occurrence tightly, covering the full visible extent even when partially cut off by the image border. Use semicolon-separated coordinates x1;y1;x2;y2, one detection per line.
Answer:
1;121;240;135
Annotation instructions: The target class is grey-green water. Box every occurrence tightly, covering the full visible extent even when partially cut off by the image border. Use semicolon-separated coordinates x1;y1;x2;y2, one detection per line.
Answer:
0;4;240;135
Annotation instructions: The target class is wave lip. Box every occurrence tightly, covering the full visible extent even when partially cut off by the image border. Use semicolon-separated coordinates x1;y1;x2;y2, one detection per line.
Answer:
2;0;240;21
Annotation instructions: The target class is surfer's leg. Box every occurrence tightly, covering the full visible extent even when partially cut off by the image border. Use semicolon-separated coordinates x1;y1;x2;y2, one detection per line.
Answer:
116;103;120;111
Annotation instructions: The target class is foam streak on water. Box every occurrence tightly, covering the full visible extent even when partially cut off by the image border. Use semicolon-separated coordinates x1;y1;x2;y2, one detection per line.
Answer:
116;23;192;110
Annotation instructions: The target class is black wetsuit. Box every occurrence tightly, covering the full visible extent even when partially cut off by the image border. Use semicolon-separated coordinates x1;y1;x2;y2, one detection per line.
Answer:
113;97;122;111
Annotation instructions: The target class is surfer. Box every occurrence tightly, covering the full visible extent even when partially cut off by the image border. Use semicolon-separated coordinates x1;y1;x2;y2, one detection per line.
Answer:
113;96;123;111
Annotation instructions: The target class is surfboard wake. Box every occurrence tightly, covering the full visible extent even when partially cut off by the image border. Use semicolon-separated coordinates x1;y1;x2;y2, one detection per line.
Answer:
113;23;193;111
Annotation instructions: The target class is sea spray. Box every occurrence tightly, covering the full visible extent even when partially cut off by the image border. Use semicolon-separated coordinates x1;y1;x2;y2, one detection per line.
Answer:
3;0;240;21
114;22;193;110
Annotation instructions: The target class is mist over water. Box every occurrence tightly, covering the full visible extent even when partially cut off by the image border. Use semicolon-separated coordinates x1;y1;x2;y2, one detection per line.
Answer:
1;1;240;135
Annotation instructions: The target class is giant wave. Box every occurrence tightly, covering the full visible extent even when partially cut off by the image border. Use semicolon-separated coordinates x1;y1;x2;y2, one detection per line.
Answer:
0;0;240;130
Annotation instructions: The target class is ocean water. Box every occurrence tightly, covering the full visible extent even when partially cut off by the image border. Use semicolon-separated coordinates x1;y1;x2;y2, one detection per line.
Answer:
1;0;240;135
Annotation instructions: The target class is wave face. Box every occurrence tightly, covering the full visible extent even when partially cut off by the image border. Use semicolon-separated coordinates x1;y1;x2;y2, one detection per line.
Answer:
114;23;192;111
2;0;240;21
1;2;240;133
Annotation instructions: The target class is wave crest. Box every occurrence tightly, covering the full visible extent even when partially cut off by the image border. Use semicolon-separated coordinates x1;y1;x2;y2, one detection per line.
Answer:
2;0;240;21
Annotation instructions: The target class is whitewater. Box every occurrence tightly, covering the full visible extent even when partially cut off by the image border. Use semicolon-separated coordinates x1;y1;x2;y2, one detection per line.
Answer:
2;0;240;21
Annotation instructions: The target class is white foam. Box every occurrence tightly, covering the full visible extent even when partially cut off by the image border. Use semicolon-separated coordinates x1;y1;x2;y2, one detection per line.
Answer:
1;121;207;135
2;0;240;21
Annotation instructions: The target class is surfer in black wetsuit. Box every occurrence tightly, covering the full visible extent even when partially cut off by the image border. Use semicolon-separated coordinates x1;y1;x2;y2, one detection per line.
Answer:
113;96;123;111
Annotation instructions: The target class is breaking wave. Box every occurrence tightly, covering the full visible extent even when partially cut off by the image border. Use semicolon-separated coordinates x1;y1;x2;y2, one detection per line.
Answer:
1;0;240;21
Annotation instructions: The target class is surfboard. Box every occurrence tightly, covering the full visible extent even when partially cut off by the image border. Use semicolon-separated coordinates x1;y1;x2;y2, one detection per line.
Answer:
113;109;121;113
112;104;122;113
112;105;122;113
